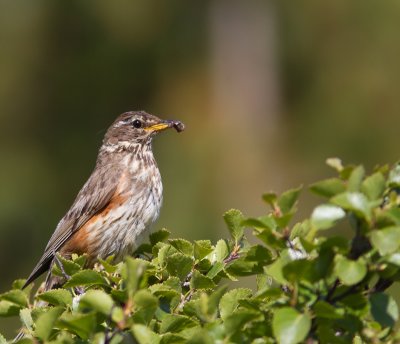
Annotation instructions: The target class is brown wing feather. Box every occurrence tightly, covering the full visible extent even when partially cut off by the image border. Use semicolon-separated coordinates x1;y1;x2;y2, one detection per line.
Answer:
22;162;122;289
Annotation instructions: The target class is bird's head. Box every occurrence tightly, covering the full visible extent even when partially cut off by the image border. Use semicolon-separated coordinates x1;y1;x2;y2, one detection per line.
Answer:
103;111;184;150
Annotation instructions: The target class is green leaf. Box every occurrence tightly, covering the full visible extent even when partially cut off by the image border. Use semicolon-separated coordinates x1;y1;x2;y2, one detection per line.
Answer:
63;269;107;288
80;289;114;315
110;289;127;304
309;178;346;198
326;157;343;172
272;307;311;344
207;286;228;317
136;243;153;255
340;293;368;311
226;245;271;276
183;297;204;319
242;218;273;234
150;228;171;245
313;301;343;319
255;216;277;230
166;253;193;281
169;239;194;256
0;290;28;307
348;165;365;192
334;255;367;286
320;236;349;251
159;333;186;344
225;258;263;276
277;186;302;214
187;330;215;344
246;244;272;263
387;253;400;266
353;336;363;344
361;172;386;200
331;192;371;221
274;212;295;228
291;220;311;239
190;270;216;290
219;288;252;321
58;312;96;340
255;228;285;249
206;261;224;279
256;274;270;292
255;287;283;301
124;257;148;294
37;289;72;307
223;209;245;242
12;279;28;290
157;244;177;267
133;290;158;325
388;163;400;187
111;307;124;324
0;333;6;344
381;208;400;225
265;257;286;285
184;289;226;322
91;333;106;343
160;314;198;334
370;293;398;327
308;248;335;282
311;204;346;230
0;300;21;316
224;310;260;336
20;308;34;331
35;306;64;341
98;257;118;273
183;293;213;322
52;254;81;276
262;192;277;206
214;239;229;262
149;279;181;300
282;259;312;282
164;277;182;293
194;240;213;260
132;324;160;344
370;226;400;255
71;253;87;268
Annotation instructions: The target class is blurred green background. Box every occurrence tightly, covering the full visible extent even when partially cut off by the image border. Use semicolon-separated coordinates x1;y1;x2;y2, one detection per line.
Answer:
1;0;400;336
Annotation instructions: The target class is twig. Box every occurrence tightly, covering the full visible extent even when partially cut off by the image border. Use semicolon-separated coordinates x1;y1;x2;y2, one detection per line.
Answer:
175;290;194;312
223;244;240;264
326;279;339;302
370;278;393;294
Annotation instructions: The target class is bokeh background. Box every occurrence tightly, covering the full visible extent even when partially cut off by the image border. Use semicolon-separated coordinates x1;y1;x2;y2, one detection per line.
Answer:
1;0;400;336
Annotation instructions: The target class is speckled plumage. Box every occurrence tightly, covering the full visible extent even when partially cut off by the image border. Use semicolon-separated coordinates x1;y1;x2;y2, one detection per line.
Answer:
22;111;184;290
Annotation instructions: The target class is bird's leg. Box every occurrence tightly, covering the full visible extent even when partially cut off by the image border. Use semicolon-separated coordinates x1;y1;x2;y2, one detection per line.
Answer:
74;286;85;295
53;252;86;295
53;252;71;281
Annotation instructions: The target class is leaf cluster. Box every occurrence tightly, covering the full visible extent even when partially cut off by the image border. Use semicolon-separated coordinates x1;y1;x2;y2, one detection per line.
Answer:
2;159;400;343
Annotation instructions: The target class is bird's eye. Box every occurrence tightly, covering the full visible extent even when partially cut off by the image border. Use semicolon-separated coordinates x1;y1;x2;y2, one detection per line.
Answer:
132;119;142;129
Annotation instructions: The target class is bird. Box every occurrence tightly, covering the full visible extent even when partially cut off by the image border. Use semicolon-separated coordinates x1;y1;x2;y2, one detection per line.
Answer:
22;111;185;290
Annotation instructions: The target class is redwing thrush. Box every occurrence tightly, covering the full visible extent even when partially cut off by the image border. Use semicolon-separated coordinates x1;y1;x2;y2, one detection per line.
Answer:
22;111;184;290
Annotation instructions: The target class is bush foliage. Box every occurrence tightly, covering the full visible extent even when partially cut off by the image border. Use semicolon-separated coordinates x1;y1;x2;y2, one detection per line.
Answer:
2;159;400;343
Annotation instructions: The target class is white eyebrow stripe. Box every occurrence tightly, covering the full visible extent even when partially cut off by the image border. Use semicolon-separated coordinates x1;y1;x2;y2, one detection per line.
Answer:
115;118;132;127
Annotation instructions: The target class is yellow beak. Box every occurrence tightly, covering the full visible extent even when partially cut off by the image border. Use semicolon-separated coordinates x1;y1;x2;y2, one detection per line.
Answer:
144;123;171;132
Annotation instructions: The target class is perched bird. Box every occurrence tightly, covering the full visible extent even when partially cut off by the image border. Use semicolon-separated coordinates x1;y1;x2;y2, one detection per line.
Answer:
22;111;184;290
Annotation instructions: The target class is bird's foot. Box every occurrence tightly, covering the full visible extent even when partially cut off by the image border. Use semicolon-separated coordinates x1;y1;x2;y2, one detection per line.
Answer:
74;286;85;295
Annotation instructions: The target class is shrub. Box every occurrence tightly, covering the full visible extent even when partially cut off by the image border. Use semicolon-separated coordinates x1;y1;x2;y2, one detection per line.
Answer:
2;159;400;343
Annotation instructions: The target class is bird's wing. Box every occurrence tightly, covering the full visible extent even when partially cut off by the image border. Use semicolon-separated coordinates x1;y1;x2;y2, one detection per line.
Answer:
23;163;123;288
